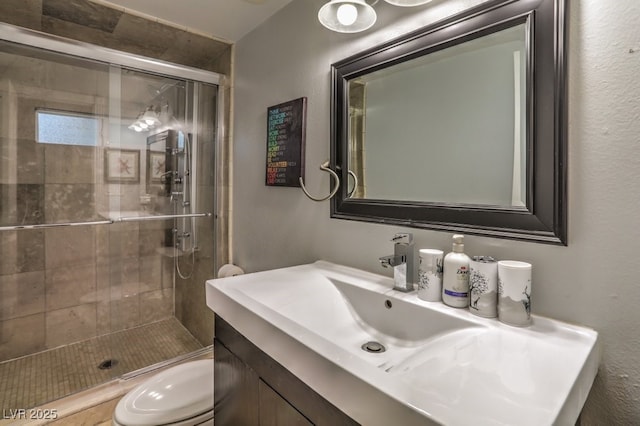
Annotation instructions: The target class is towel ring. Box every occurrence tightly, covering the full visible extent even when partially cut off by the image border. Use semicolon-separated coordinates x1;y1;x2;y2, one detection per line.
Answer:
347;170;358;198
299;161;340;201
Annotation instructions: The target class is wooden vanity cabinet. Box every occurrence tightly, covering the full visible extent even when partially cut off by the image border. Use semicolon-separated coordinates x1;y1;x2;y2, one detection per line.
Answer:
214;315;359;426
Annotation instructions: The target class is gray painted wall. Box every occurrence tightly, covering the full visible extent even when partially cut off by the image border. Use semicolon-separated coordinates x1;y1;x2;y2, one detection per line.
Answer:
233;0;640;423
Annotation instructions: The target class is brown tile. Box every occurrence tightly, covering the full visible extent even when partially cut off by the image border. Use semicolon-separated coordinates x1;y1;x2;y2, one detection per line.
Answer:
45;144;96;184
40;16;116;53
44;183;96;223
0;313;46;359
17;98;39;141
46;263;97;311
96;298;109;336
0;183;45;226
42;0;123;33
180;265;214;346
0;137;45;185
0;318;201;409
210;46;233;76
140;288;173;322
107;222;139;259
159;30;230;72
0;270;45;320
139;255;162;293
0;0;43;31
197;134;216;186
45;303;97;348
139;227;167;256
108;295;139;331
45;226;96;269
0;229;45;275
109;257;139;300
111;14;176;58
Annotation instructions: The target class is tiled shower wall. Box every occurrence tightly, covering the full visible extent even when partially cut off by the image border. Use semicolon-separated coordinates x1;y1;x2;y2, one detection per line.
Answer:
0;0;232;357
0;122;176;361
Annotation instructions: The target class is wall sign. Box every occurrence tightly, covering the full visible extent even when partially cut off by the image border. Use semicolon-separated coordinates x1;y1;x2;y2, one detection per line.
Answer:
265;97;307;187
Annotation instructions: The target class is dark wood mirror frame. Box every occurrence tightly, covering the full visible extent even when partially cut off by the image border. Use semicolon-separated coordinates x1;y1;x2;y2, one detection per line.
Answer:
330;0;567;245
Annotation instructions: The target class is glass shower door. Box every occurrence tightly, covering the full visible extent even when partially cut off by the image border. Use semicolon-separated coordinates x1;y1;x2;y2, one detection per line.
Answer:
0;41;116;408
0;37;218;410
103;67;207;377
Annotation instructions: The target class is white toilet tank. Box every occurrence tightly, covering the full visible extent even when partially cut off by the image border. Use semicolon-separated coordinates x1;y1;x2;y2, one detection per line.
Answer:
113;359;214;426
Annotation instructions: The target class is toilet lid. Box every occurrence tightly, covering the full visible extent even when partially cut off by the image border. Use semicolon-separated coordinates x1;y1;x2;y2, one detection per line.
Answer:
115;360;214;426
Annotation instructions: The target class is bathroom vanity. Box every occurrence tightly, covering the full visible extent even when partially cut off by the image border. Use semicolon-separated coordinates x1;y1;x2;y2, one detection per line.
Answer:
214;316;357;425
206;261;600;425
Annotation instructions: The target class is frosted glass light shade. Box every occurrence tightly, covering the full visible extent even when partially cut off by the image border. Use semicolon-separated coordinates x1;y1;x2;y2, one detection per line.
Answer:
141;107;160;126
318;0;377;33
382;0;433;6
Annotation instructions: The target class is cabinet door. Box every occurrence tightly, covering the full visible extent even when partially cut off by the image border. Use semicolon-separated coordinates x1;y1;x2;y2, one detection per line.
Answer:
259;379;313;426
214;341;260;426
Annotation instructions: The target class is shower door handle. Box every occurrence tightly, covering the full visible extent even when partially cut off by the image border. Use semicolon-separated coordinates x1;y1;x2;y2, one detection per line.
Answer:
116;212;212;223
0;220;113;231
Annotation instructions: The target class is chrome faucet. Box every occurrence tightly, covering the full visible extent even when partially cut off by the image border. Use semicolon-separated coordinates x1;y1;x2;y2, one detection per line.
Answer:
379;233;416;292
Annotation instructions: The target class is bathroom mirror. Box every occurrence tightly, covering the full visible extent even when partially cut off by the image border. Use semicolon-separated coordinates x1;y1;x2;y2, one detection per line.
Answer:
330;0;567;244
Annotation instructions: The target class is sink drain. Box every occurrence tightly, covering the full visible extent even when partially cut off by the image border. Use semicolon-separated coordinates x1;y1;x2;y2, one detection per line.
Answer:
361;341;386;353
97;359;118;370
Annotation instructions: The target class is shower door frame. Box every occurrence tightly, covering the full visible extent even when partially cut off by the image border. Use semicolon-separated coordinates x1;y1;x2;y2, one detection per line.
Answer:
0;23;221;86
0;21;224;236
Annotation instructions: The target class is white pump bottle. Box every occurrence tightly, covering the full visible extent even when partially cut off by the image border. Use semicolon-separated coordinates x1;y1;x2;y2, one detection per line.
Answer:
442;234;471;308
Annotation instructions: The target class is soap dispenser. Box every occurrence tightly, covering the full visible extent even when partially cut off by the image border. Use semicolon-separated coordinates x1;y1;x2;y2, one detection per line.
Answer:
442;234;471;308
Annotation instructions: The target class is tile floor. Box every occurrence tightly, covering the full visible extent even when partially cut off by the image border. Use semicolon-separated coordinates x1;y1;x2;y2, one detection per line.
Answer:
0;318;202;411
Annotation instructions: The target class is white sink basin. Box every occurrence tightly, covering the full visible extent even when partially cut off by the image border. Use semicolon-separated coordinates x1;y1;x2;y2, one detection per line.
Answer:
206;261;599;426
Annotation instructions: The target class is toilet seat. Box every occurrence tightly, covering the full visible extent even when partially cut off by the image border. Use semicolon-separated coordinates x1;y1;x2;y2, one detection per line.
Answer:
113;359;214;426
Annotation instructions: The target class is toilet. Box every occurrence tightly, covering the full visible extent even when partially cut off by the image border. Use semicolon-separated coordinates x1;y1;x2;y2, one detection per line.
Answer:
113;360;214;426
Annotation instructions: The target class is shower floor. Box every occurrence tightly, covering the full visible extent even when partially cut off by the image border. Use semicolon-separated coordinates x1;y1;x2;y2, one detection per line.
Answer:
0;318;203;410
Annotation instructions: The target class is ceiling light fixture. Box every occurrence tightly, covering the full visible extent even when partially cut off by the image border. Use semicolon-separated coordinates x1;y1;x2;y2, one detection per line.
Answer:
319;0;433;33
128;106;161;133
318;0;377;33
141;105;161;126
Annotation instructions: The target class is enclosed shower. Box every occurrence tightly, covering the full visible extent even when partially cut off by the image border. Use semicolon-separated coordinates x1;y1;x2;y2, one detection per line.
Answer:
0;24;222;410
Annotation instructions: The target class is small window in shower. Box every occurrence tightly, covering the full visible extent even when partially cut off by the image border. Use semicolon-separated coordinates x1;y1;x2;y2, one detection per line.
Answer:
36;109;100;146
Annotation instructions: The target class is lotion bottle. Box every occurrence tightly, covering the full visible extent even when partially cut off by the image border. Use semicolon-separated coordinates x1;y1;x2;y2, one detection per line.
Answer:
442;234;471;308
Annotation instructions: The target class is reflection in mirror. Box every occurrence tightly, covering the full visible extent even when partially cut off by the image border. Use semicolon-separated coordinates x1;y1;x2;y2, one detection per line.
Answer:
348;24;527;207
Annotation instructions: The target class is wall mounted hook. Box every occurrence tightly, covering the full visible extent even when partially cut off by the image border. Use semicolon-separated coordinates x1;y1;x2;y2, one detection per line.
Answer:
299;160;340;201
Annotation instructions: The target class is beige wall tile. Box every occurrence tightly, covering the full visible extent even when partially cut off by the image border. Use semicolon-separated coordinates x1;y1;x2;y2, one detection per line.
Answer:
180;264;213;346
138;227;166;256
0;313;45;360
44;183;96;223
0;270;45;320
45;226;96;269
0;183;45;226
45;263;97;311
161;256;173;290
45;303;97;348
107;222;139;259
0;229;45;275
44;145;96;184
139;255;162;293
0;138;45;185
139;288;173;322
0;0;43;31
108;295;139;332
109;257;139;299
